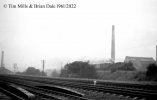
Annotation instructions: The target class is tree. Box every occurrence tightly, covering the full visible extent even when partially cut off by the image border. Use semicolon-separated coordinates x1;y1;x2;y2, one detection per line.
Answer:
109;62;135;73
23;67;46;76
51;69;60;77
146;64;157;76
133;63;157;81
145;63;157;81
60;61;98;79
118;62;135;71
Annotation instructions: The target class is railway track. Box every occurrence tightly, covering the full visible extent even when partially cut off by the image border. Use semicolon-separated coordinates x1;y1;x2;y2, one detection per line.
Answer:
0;75;89;100
0;81;89;100
0;74;157;100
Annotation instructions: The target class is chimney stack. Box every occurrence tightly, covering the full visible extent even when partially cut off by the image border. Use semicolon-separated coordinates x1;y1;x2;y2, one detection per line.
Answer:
1;51;4;67
156;45;157;63
111;25;115;63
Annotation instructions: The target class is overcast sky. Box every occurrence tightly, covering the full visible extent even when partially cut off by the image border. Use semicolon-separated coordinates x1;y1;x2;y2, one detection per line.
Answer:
0;0;157;72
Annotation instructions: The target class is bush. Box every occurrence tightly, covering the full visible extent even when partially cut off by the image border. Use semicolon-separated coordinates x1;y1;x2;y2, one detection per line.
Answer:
60;61;98;79
108;62;135;73
145;63;157;81
146;64;157;76
18;67;46;76
134;71;146;81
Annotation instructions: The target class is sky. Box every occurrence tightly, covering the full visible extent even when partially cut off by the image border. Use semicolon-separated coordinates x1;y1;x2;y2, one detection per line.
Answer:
0;0;157;72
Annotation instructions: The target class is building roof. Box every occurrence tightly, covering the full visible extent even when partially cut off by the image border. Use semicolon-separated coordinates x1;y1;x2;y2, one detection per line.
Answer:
125;56;155;62
124;56;155;71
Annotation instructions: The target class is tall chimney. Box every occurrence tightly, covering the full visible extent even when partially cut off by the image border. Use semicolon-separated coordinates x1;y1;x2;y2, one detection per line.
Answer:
1;51;4;67
111;25;115;63
156;45;157;63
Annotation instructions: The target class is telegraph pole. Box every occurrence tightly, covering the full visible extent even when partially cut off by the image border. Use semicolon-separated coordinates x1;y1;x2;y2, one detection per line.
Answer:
41;60;45;76
13;63;18;74
1;51;4;68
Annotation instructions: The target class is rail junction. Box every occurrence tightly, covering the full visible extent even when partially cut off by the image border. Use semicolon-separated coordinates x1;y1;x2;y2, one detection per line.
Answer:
0;74;157;100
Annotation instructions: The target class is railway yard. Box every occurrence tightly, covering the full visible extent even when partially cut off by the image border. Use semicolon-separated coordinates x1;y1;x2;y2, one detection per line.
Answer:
0;74;157;100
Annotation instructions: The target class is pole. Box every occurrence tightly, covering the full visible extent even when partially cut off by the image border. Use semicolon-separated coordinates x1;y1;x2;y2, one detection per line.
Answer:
13;63;17;74
42;60;45;76
111;25;115;63
1;51;4;67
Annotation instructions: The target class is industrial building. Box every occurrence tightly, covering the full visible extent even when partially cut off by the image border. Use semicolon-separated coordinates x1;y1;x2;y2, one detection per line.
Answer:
124;56;156;71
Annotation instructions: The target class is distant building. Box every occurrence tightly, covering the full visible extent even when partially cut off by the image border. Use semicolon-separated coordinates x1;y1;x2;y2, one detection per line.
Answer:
90;59;113;69
124;56;156;71
93;63;111;69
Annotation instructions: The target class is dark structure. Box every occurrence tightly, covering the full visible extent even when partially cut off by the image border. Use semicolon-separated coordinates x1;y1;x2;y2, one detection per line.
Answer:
1;51;4;68
111;25;115;63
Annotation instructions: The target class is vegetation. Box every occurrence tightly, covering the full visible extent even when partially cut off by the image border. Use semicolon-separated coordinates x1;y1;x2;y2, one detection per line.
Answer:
97;70;137;81
60;61;137;80
134;63;157;81
50;69;60;77
145;63;157;81
17;67;46;76
110;62;135;73
14;61;156;82
98;62;135;73
134;71;146;81
60;61;98;79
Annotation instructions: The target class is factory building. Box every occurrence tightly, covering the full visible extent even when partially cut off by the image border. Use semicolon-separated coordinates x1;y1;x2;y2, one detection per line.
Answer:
124;56;156;71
